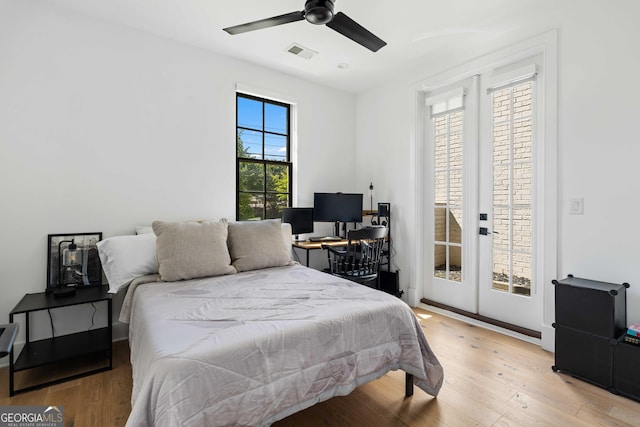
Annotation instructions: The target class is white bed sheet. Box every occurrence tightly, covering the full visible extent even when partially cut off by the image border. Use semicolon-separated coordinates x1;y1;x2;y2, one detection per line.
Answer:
125;264;443;427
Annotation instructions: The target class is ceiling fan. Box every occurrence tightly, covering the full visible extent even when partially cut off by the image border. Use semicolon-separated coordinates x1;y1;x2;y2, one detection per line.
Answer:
223;0;386;52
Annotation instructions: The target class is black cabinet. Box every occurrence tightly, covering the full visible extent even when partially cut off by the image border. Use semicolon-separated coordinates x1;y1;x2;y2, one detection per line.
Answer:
614;338;640;401
554;327;616;388
9;286;112;395
554;275;627;337
552;275;630;392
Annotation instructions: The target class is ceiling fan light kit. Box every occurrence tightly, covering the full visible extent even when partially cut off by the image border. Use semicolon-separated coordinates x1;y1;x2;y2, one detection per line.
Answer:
223;0;386;52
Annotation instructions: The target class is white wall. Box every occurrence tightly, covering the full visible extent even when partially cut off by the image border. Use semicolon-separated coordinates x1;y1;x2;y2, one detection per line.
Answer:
0;0;356;359
355;0;640;348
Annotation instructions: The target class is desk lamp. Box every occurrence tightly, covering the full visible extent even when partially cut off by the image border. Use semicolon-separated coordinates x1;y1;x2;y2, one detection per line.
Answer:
56;239;79;296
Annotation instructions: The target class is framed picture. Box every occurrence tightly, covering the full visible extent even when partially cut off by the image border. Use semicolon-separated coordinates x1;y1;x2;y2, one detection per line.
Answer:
47;232;103;291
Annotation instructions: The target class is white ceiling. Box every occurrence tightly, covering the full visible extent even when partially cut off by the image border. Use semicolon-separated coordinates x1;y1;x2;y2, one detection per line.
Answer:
44;0;562;93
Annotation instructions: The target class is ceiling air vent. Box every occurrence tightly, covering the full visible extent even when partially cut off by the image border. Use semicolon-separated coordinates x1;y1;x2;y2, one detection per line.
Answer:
286;43;318;60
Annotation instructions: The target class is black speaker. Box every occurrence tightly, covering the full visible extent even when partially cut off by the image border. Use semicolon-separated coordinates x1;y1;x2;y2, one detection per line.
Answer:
378;202;390;217
379;270;401;297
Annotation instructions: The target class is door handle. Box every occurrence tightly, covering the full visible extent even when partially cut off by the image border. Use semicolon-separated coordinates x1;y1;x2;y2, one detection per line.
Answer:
479;228;499;235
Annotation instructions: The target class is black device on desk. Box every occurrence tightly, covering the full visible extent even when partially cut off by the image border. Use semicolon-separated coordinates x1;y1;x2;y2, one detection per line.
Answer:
282;207;314;241
313;192;363;238
309;236;342;242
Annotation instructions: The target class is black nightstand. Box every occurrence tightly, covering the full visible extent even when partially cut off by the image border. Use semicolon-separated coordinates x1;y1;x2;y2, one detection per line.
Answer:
9;286;112;396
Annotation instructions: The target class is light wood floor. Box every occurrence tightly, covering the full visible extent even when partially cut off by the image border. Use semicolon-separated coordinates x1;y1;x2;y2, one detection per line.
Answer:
1;308;639;426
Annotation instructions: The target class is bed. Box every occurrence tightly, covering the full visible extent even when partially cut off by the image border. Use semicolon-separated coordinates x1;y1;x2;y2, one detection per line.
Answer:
98;219;444;426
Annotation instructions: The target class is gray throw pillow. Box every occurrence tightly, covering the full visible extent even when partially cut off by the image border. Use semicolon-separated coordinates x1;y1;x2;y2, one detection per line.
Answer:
228;219;294;272
152;219;236;281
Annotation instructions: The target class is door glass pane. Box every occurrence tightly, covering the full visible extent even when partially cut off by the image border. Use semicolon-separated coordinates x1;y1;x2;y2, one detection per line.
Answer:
492;208;510;249
450;169;462;205
493;88;511;123
449;208;462;244
450;111;463;133
449;245;462;282
493;123;510;164
513;163;532;205
512;208;532;252
492;249;510;292
434;208;446;242
513;82;533;119
435;135;447;170
512;252;532;296
513;119;532;161
450;133;463;168
434;244;446;278
493;166;509;206
434;172;447;204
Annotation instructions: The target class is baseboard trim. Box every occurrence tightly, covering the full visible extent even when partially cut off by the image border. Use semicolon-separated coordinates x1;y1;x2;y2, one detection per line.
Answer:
420;298;542;339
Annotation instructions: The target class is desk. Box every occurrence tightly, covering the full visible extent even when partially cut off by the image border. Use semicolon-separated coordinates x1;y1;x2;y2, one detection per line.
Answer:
292;239;347;267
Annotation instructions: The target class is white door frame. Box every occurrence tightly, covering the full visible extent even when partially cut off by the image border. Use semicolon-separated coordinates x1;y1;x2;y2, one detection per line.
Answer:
410;30;558;350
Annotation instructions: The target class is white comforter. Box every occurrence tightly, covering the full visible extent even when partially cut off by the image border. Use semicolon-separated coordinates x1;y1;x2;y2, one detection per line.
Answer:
125;264;443;427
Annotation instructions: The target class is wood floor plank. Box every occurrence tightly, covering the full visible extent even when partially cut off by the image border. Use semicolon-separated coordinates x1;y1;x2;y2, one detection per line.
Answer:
47;384;80;426
74;370;109;427
576;404;636;427
1;311;640;426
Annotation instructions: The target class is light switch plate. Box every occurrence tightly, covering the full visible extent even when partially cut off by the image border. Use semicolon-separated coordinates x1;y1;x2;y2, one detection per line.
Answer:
569;197;584;215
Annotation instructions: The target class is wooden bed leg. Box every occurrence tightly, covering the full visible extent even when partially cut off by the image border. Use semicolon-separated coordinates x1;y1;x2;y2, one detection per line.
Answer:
405;372;414;397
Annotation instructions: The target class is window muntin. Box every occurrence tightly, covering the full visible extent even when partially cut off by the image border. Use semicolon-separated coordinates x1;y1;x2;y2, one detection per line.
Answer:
236;94;291;220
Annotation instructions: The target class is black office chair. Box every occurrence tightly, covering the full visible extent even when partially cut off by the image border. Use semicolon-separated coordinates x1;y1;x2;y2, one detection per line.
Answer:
322;226;388;287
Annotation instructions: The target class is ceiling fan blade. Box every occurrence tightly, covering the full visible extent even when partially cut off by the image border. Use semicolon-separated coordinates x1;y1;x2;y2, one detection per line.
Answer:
326;12;386;52
223;11;305;35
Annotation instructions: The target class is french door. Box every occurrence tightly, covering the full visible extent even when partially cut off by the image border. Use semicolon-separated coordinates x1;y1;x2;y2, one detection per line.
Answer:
424;59;543;332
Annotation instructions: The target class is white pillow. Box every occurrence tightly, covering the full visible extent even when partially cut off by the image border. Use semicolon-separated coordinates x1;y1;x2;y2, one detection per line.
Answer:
97;233;158;294
135;225;154;235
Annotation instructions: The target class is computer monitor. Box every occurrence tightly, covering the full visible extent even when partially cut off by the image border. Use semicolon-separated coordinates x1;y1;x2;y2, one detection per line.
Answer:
313;193;363;223
282;207;314;240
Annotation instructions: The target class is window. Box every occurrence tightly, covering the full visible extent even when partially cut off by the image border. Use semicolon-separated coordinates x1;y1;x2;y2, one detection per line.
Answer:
236;93;291;220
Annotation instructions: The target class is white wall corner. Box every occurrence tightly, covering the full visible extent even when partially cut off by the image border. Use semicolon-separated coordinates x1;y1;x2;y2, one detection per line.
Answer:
112;321;129;342
541;324;555;352
407;286;418;307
